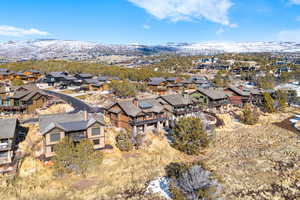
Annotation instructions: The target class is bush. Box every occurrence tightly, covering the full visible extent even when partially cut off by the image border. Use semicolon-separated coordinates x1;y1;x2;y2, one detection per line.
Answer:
275;90;288;112
165;162;222;200
263;92;276;113
241;103;259;125
115;130;134;152
171;117;209;155
11;79;24;86
53;138;103;176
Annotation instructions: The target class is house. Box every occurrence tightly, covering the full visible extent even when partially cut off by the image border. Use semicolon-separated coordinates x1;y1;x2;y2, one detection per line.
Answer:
0;85;49;114
0;119;20;166
147;77;168;95
83;79;106;91
0;70;14;80
39;112;106;158
226;85;251;106
190;88;229;108
23;70;43;82
156;94;201;121
14;72;27;80
44;72;69;86
105;98;169;136
182;76;208;90
75;73;94;80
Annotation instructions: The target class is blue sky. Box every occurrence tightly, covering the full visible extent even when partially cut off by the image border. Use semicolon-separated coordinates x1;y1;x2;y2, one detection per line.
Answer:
1;0;300;44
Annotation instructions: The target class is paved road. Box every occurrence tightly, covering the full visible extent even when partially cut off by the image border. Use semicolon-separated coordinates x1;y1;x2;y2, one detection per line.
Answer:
44;90;103;113
21;90;104;124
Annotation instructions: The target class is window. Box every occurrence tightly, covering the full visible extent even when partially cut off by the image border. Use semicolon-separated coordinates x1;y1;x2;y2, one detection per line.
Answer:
93;139;100;145
0;151;8;158
50;133;60;142
50;146;54;152
91;128;100;136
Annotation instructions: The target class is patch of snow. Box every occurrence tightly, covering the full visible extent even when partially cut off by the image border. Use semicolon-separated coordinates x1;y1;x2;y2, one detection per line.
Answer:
146;177;171;199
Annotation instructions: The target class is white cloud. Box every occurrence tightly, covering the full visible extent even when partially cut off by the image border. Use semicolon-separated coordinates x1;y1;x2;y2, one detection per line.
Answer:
143;24;151;29
277;29;300;42
216;27;225;35
0;25;49;37
289;0;300;5
128;0;235;27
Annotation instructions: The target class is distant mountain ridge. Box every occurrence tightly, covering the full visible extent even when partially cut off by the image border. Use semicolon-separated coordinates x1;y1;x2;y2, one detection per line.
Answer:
0;39;300;61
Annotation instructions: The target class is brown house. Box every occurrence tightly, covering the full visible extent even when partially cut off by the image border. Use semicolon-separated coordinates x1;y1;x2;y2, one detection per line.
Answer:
157;94;201;121
0;85;49;114
147;78;168;95
105;98;169;136
39;112;106;158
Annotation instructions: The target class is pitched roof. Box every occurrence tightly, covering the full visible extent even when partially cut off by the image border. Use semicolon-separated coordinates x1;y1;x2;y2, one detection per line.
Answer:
0;118;17;139
108;98;165;117
228;85;250;96
159;94;194;106
39;112;105;135
76;73;93;78
117;101;142;117
197;88;228;100
148;77;166;86
39;112;85;134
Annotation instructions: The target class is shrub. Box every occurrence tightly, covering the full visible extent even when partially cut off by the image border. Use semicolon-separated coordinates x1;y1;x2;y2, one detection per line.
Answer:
11;79;24;86
165;162;222;200
263;92;276;113
241;103;259;125
53;138;103;176
115;130;134;152
275;90;288;112
171;117;209;155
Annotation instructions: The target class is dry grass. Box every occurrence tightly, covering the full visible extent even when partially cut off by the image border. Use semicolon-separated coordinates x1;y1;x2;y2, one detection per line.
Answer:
202;111;300;199
37;103;73;115
1;129;189;200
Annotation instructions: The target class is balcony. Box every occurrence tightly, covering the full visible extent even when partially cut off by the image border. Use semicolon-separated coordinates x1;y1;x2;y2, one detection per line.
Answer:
66;132;86;142
0;105;27;111
130;117;168;126
174;107;202;115
0;141;12;151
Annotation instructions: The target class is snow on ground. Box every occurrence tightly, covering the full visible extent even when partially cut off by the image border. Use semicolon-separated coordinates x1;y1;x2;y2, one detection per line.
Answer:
146;177;171;199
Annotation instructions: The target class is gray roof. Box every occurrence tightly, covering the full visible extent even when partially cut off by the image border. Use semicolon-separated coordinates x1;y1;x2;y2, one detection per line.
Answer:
117;101;142;117
57;120;88;132
197;88;228;100
76;73;93;78
159;94;195;106
228;85;250;96
39;112;104;135
39;112;85;134
0;118;17;139
148;77;166;86
108;98;165;117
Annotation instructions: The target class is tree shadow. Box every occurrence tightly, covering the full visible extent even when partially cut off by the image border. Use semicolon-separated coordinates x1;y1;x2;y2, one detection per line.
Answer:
272;117;299;135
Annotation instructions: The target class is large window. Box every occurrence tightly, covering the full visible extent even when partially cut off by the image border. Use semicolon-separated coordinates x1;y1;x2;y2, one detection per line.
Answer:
91;128;100;136
0;151;8;158
50;133;60;142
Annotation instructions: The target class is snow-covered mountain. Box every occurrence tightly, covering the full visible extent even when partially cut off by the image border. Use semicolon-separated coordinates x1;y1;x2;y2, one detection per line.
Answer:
178;41;300;54
0;39;300;61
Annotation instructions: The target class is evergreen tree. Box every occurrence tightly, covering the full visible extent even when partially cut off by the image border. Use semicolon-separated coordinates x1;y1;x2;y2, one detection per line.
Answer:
263;92;276;113
53;137;103;176
171;117;209;155
241;103;259;125
275;90;288;112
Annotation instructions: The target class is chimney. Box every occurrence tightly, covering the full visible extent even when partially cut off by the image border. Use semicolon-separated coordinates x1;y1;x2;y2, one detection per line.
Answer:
133;98;139;107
